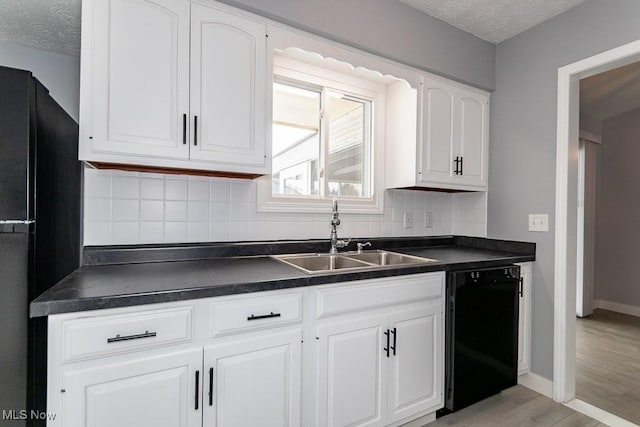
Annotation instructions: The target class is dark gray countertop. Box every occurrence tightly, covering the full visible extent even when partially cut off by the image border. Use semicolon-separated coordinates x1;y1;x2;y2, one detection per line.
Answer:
30;237;535;317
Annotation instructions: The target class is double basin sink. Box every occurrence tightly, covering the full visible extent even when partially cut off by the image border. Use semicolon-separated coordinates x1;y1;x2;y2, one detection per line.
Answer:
272;250;438;274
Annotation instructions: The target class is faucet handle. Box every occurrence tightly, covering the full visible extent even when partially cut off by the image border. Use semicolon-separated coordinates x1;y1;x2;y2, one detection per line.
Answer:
357;242;372;253
336;238;351;249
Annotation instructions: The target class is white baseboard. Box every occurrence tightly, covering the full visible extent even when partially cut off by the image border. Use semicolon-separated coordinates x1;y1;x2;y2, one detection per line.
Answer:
593;299;640;318
565;399;639;427
518;372;553;399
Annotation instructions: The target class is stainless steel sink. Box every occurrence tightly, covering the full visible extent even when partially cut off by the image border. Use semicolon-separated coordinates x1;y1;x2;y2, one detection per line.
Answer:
344;250;437;266
272;253;372;274
272;250;438;274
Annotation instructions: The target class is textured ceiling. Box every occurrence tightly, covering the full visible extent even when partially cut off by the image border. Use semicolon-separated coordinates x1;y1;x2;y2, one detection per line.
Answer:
398;0;587;43
0;0;81;56
581;62;640;121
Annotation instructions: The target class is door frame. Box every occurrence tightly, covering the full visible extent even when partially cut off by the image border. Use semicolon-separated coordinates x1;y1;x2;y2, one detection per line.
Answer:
575;134;598;318
554;38;640;402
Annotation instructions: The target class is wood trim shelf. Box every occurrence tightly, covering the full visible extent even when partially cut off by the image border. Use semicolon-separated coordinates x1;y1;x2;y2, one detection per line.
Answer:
85;161;264;180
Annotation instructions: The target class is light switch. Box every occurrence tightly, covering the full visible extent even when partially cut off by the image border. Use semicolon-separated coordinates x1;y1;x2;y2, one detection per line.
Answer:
528;214;549;232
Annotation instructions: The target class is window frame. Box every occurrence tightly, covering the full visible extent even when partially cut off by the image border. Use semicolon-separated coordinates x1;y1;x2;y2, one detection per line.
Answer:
258;54;387;214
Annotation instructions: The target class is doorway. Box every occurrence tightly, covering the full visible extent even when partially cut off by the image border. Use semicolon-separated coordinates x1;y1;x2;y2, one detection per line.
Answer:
555;39;640;427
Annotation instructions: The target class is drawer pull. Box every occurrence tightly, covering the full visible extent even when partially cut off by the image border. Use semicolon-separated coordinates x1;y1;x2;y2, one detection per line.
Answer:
195;370;200;410
208;367;214;406
107;330;157;343
384;329;390;358
247;312;281;321
390;327;397;356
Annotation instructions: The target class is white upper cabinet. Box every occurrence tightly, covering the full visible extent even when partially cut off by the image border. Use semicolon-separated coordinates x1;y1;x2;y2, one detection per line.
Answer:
455;91;488;187
420;84;455;183
418;77;489;191
79;0;269;176
386;75;489;192
80;0;191;160
190;4;266;167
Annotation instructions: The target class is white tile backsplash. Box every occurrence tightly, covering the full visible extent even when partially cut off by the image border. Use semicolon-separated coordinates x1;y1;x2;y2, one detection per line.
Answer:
164;201;187;221
83;167;488;245
140;178;164;200
140;200;164;221
188;179;210;202
112;199;139;221
165;179;187;201
112;176;140;199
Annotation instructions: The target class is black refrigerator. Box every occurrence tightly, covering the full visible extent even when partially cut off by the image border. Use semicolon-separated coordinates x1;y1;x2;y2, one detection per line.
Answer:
0;66;81;425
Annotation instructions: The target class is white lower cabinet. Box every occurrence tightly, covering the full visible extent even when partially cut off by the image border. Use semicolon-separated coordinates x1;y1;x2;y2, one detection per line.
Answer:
203;329;302;427
62;348;202;427
516;262;532;376
387;307;443;425
313;273;445;427
47;273;445;427
316;314;388;427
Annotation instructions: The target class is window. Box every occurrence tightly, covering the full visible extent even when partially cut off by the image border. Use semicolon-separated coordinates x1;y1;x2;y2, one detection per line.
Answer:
259;53;386;213
272;79;372;199
258;26;420;214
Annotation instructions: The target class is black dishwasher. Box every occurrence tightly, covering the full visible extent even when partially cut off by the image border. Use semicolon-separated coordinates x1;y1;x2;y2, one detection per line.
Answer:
438;265;521;416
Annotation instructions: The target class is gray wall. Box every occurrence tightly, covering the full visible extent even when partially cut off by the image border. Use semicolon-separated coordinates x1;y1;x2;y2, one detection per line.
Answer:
216;0;495;90
580;112;602;139
594;107;640;308
489;0;640;380
0;41;80;121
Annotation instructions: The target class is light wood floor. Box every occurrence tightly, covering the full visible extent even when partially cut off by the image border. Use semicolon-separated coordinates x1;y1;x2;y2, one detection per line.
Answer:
428;385;603;426
576;309;640;425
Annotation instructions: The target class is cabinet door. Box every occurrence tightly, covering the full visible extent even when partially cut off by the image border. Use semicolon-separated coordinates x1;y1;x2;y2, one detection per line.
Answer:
190;3;267;169
62;348;202;427
203;329;302;427
80;0;190;160
419;79;455;185
517;263;532;375
387;305;443;424
455;90;489;188
315;315;388;427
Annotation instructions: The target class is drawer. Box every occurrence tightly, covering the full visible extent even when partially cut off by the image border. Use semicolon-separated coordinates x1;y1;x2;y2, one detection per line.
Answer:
61;306;194;362
316;272;443;318
210;292;303;337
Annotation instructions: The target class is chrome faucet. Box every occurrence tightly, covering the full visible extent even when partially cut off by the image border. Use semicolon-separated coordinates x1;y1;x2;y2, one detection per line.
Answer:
357;242;372;254
329;199;351;254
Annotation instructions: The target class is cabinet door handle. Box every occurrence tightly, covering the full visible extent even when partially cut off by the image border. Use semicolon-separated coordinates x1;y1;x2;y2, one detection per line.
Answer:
107;330;156;343
383;329;390;358
454;157;460;175
208;367;214;406
195;370;200;410
194;115;198;146
390;327;397;356
519;277;524;298
182;114;187;144
460;156;464;175
247;312;281;321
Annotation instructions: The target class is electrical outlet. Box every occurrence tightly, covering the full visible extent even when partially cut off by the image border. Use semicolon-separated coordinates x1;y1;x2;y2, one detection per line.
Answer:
404;212;413;229
425;211;433;228
528;214;549;232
